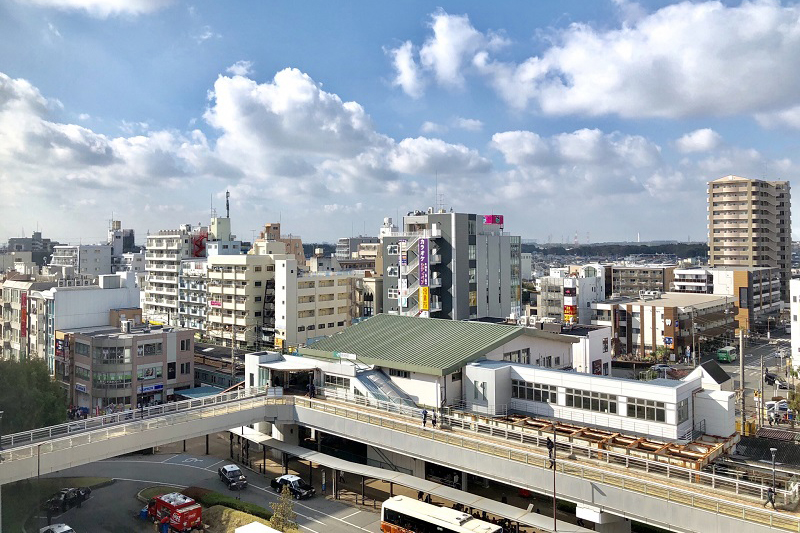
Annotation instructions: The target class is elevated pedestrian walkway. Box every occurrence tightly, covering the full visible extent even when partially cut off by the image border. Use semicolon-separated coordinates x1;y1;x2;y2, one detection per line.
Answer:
230;427;591;533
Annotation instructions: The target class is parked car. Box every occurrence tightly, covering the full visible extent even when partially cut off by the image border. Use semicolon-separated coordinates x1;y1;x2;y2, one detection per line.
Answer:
766;400;789;412
270;474;315;499
218;464;248;490
40;525;75;533
45;487;91;512
650;364;672;373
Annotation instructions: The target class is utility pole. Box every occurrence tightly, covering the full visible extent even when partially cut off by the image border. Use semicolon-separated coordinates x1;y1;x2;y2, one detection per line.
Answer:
739;329;746;431
760;353;764;428
231;325;237;380
552;424;557;532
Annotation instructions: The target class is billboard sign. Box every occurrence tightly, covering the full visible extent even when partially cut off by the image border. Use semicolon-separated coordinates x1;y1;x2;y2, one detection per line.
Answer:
483;215;504;225
75;383;87;393
401;251;408;266
663;336;674;349
419;287;430;311
209;300;222;307
592;359;603;375
20;292;27;337
564;304;577;322
418;239;429;287
399;278;408;298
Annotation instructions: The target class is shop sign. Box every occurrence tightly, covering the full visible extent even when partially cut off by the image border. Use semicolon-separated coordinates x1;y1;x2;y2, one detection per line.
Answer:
75;383;87;393
140;383;164;393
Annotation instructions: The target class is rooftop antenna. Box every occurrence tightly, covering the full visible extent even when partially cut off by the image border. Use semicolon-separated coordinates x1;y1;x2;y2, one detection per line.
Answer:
225;189;230;219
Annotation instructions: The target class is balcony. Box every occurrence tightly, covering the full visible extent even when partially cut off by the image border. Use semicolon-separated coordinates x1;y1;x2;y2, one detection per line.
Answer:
430;277;442;288
430;253;441;265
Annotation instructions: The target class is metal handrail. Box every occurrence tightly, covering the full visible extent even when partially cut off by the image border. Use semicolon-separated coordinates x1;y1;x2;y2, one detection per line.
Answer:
0;386;282;448
295;396;799;532
1;388;796;531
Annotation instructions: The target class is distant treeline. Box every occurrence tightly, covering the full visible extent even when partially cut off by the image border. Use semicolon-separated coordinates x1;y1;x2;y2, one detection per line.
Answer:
303;243;336;257
522;243;709;259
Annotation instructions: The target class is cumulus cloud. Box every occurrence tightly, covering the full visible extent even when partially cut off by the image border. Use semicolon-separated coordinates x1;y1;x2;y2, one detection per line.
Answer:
388;10;507;97
388;41;425;99
675;128;721;153
226;60;254;76
421;121;446;134
19;0;175;17
454;117;482;131
393;4;800;121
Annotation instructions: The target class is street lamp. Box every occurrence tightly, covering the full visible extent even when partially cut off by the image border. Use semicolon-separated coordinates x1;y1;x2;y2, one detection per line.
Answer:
771;447;778;492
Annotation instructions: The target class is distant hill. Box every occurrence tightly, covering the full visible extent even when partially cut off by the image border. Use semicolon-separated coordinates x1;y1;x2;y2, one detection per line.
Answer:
523;242;708;259
303;243;336;257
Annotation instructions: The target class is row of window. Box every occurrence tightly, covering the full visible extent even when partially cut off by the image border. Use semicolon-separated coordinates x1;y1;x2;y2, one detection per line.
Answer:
511;380;556;403
297;321;345;332
324;375;350;389
627;397;666;422
566;388;618;414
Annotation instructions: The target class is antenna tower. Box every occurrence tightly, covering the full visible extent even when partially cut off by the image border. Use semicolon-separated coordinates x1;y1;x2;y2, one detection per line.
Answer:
226;190;230;218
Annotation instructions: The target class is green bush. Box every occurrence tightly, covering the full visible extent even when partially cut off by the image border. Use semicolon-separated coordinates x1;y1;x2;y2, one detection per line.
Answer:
181;487;272;520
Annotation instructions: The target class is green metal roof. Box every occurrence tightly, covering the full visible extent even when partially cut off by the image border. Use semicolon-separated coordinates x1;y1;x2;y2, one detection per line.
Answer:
299;314;528;376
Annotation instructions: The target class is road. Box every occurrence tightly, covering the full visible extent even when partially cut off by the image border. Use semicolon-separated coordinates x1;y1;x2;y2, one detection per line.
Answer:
35;453;382;533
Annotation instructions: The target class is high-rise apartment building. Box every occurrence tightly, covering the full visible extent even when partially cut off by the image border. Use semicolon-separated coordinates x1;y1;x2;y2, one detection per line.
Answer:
336;236;379;260
50;244;113;277
258;223;305;267
144;224;208;325
708;175;791;300
611;264;676;297
381;210;521;320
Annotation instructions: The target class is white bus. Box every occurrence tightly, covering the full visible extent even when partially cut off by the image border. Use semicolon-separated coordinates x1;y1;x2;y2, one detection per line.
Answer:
381;496;503;533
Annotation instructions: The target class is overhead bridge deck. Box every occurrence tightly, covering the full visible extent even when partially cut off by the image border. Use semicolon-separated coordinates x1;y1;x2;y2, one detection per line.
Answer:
230;428;591;533
0;387;797;533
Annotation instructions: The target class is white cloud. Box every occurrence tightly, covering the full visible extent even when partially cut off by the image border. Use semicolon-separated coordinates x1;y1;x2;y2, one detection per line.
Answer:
453;117;482;131
395;4;800;120
675;128;721;153
194;25;220;44
78;113;90;121
387;41;425;99
226;60;253;77
46;22;61;38
421;121;446;134
20;0;175;17
388;10;507;98
755;105;800;129
389;137;490;176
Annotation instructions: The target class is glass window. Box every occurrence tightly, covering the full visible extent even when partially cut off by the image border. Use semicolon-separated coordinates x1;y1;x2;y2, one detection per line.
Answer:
511;380;556;403
565;388;617;414
677;398;689;424
627;397;666;422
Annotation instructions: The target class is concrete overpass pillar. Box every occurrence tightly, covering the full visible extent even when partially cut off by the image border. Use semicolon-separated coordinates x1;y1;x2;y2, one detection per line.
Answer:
577;504;631;533
272;423;299;446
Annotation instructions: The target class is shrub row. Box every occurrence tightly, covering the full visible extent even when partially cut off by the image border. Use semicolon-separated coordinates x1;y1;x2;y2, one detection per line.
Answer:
181;486;273;520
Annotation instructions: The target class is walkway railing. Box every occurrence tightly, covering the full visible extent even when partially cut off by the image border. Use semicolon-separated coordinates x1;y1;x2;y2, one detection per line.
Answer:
0;388;797;531
0;386;283;449
295;396;800;532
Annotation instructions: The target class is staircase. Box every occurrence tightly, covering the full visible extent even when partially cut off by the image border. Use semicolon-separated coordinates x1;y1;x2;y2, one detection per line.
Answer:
356;369;417;408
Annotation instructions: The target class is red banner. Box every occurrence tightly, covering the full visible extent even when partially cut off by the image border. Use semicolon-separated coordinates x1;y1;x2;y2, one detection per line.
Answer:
20;292;27;338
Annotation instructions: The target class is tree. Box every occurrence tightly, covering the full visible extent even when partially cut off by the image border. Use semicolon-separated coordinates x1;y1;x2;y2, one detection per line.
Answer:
270;485;297;532
0;359;67;434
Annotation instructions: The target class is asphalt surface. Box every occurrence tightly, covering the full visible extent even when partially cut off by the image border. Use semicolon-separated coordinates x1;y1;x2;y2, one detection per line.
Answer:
35;453;382;533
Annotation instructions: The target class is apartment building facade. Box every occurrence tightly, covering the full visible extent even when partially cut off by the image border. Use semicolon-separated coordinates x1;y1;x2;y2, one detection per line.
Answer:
259;222;305;267
381;210;521;320
178;259;208;331
144;224;208;325
672;266;782;335
708;175;791;300
336;236;379;260
50;244;113;277
1;278;58;361
591;292;735;359
611;264;676;297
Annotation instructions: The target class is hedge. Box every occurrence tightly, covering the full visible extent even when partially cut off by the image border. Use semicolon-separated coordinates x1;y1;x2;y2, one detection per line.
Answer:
181;486;272;520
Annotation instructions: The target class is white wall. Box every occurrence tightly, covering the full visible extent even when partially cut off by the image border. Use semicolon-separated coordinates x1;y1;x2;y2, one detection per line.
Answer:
570;327;612;375
466;362;699;440
485;335;574;369
384;371;440;407
694;390;735;437
52;277;140;331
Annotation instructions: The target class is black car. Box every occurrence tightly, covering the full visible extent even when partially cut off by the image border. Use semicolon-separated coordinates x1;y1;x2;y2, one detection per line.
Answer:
45;487;91;512
218;464;248;489
270;475;315;499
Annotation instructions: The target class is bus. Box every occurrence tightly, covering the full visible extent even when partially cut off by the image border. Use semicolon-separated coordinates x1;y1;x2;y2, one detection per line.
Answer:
716;346;738;363
381;496;502;533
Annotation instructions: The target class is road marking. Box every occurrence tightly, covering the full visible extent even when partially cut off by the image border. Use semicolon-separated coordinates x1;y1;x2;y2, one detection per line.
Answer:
207;459;226;470
182;457;203;463
341;510;360;519
160;453;180;463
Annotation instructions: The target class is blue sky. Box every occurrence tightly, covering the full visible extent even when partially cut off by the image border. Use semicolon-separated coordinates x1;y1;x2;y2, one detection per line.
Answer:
1;0;799;245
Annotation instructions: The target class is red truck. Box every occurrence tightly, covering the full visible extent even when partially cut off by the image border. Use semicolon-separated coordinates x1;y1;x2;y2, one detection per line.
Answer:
147;492;202;532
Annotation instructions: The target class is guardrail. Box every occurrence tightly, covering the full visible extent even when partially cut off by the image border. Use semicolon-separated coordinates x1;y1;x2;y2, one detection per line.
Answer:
318;387;791;498
1;387;797;531
295;396;800;532
0;386;283;449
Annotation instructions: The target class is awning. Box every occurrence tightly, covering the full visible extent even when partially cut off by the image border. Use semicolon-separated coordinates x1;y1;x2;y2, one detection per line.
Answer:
231;427;591;533
175;386;224;399
260;358;318;372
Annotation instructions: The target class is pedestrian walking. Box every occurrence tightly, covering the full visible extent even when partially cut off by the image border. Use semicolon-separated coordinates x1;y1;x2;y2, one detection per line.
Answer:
422;408;428;427
418;490;424;500
546;436;554;459
432;411;437;428
765;486;777;509
425;493;433;504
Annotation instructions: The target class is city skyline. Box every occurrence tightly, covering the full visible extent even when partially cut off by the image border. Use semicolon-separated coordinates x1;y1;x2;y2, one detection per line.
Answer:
2;1;800;244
